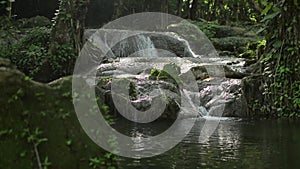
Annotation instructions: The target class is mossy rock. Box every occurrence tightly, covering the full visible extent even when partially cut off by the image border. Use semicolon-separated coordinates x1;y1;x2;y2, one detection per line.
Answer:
190;66;209;80
191;20;257;38
20;16;51;28
0;58;117;169
210;25;250;38
149;63;181;82
211;36;258;53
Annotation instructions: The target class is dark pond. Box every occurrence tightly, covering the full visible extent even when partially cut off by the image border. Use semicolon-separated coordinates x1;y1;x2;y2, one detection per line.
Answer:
114;118;300;169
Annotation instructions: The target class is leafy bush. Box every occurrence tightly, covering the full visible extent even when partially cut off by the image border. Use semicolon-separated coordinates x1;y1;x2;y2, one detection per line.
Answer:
0;25;77;82
239;39;266;59
5;27;50;76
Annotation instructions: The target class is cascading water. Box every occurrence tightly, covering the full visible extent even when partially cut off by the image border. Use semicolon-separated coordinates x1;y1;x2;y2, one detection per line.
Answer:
134;35;158;57
90;28;246;120
117;34;158;57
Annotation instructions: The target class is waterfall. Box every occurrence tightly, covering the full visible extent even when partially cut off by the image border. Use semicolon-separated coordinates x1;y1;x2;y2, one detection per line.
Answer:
88;29;244;120
130;35;158;57
109;33;159;58
84;29;195;58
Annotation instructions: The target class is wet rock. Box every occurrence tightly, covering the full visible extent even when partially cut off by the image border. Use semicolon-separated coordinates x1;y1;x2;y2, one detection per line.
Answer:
223;65;250;79
190;66;209;80
190;64;249;80
84;24;259;118
96;55;252;118
198;78;247;117
150;33;194;57
96;72;181;120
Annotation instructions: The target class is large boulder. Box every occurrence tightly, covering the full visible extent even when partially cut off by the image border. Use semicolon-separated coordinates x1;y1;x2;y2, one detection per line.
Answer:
211;36;258;54
0;58;117;169
96;57;189;120
84;29;194;58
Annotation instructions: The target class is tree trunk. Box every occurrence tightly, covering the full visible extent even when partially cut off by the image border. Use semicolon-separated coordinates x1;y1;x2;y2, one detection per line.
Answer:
176;0;183;17
185;0;191;19
247;0;262;13
112;0;124;19
161;0;168;13
50;0;90;55
190;0;198;20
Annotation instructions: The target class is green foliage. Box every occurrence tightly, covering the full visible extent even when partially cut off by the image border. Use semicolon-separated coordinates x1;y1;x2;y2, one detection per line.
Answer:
89;153;118;169
0;0;15;18
150;68;172;80
96;97;115;125
23;127;48;146
259;0;300;118
240;39;266;59
8;88;24;103
1;27;49;78
0;22;77;82
48;43;76;78
192;20;217;38
150;63;178;79
42;156;52;169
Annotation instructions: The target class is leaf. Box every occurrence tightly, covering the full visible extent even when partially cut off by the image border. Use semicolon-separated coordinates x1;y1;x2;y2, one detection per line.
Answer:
272;6;281;12
261;2;273;15
5;6;11;11
273;40;282;48
66;13;72;18
261;11;280;22
66;140;72;146
257;27;266;34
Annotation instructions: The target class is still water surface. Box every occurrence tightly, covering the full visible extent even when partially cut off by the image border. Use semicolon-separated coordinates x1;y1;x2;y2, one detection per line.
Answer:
115;118;300;169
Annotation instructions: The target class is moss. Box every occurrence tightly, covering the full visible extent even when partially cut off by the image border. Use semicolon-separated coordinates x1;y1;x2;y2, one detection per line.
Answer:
149;64;181;82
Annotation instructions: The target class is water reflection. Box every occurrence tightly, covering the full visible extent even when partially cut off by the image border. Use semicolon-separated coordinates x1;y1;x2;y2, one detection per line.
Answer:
117;119;300;169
